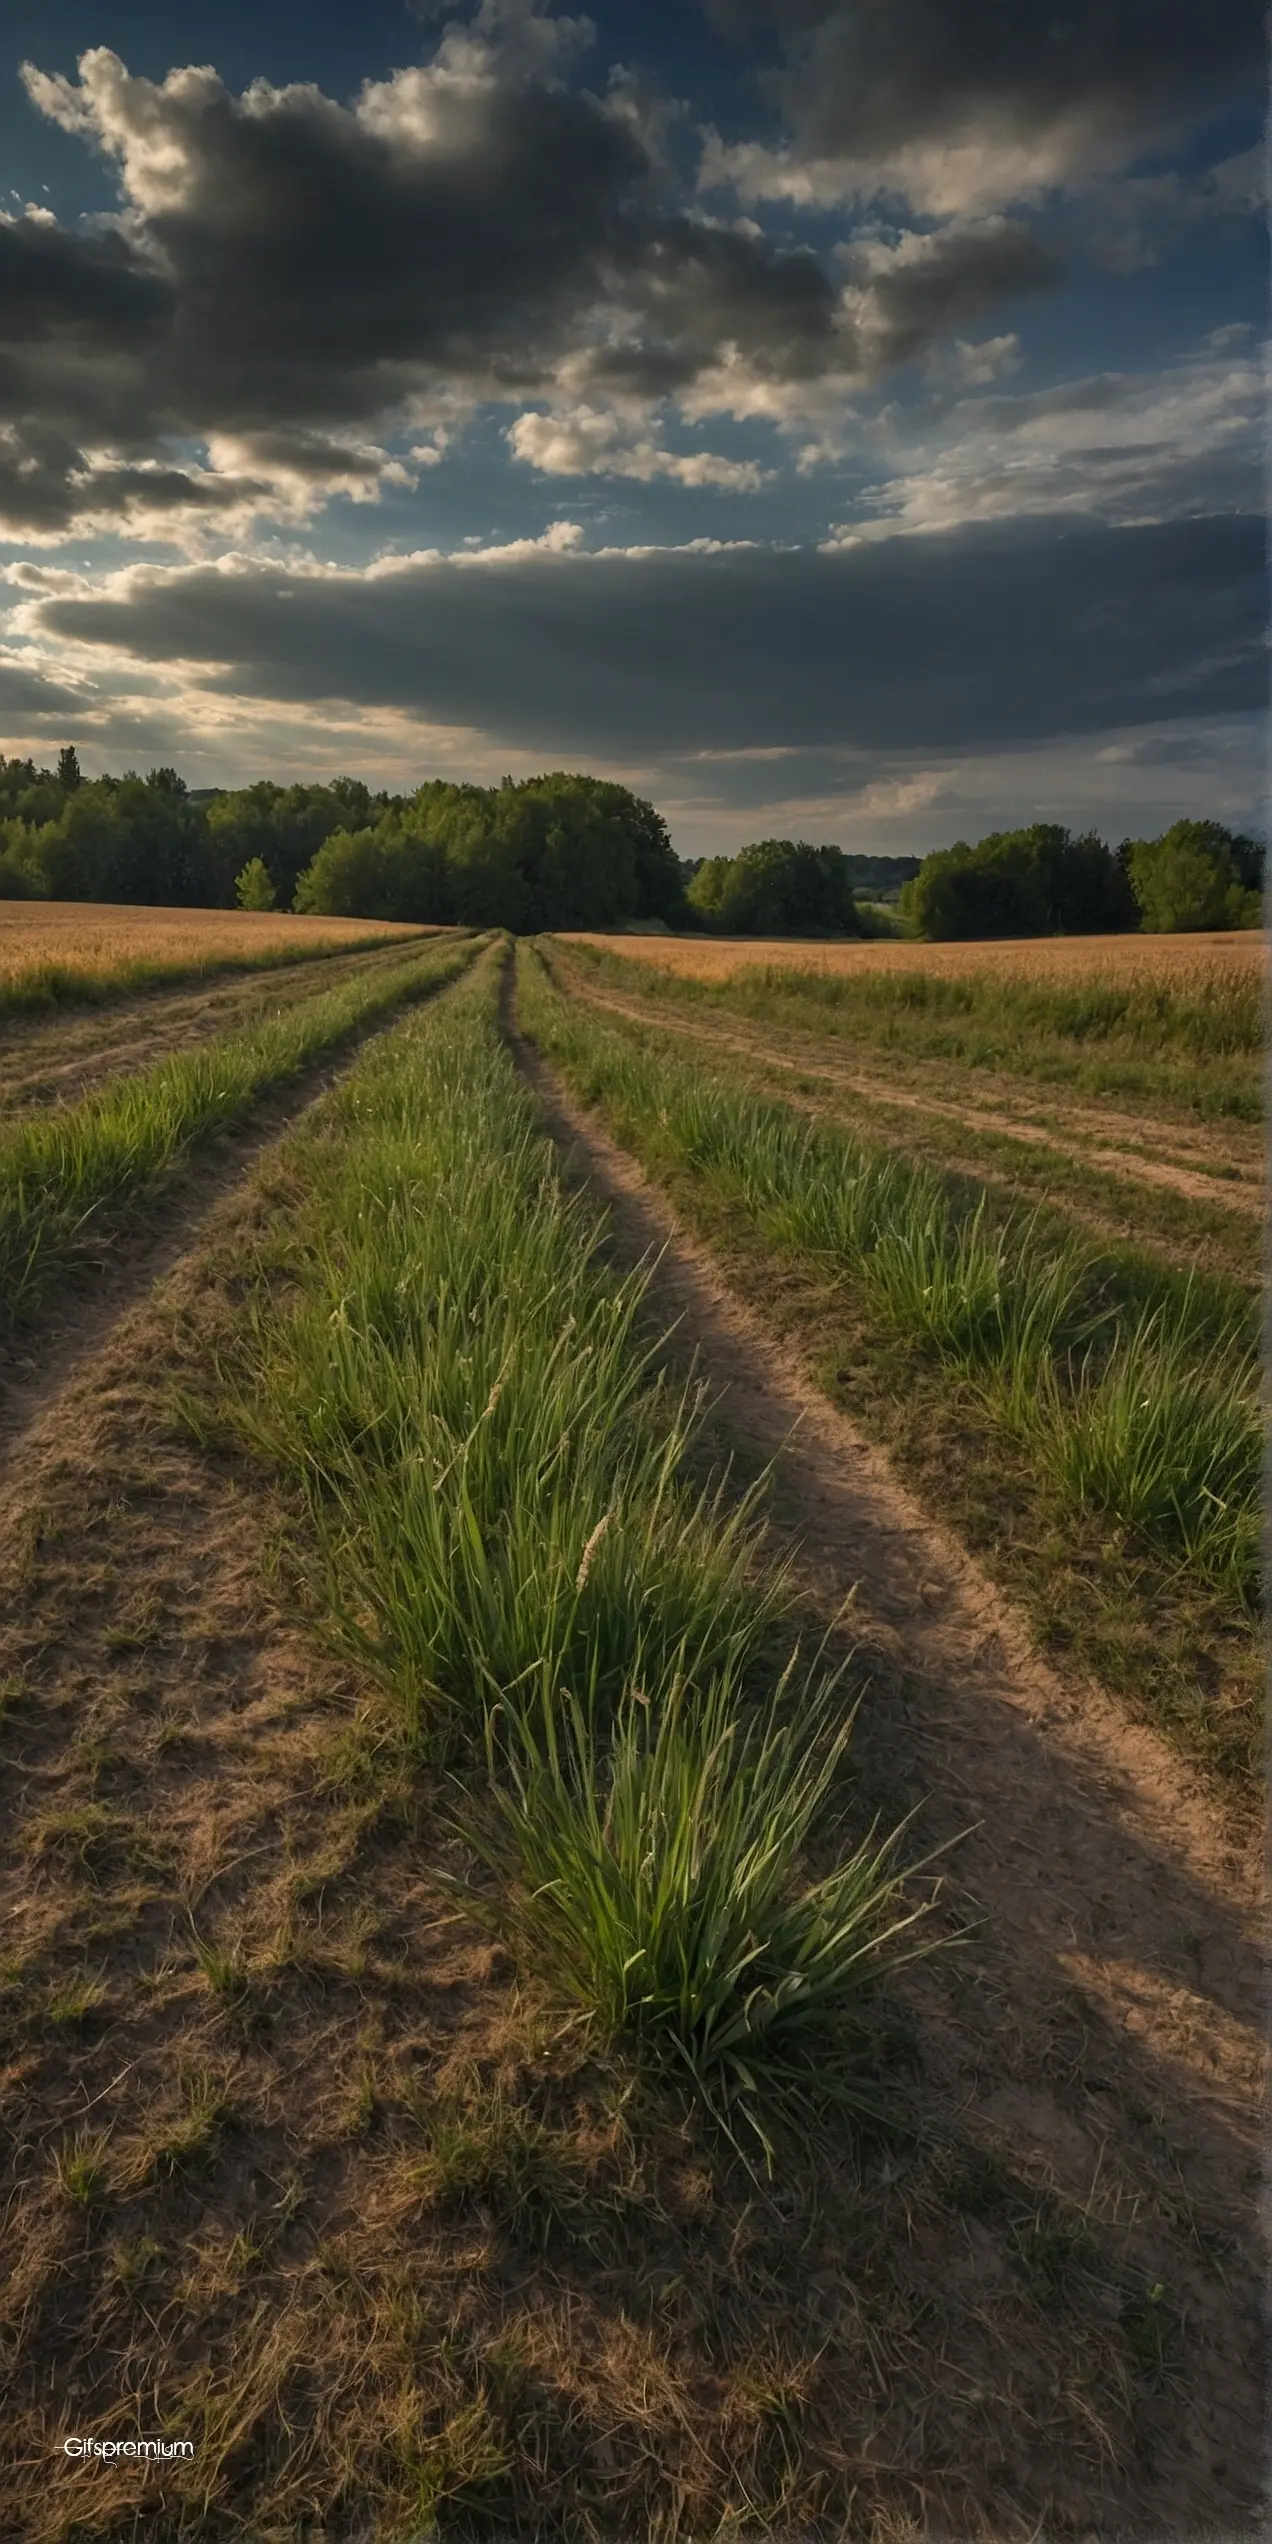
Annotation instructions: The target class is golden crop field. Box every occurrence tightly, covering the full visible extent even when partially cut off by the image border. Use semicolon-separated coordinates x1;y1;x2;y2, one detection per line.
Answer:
0;899;433;991
562;925;1265;985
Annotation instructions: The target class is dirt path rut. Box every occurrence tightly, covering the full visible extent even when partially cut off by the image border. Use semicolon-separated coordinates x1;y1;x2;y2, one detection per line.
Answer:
0;939;436;1117
508;992;1266;2532
0;962;465;1491
557;959;1263;1218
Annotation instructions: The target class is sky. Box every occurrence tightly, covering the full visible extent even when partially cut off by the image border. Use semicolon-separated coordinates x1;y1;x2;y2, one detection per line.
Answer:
0;0;1265;860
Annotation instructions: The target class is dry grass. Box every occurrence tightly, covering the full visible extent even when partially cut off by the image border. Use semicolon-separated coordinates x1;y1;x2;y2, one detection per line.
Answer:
562;928;1264;987
0;901;434;993
0;1159;1263;2543
0;967;1261;2541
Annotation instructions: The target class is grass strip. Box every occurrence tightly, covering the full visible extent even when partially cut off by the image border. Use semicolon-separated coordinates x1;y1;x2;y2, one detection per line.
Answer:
561;951;1262;1296
0;933;476;1332
564;937;1264;1122
520;945;1260;1777
186;947;934;2156
0;927;440;1026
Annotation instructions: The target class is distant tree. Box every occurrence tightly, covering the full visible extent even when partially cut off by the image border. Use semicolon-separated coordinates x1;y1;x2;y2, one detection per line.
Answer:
328;775;374;825
901;825;1136;940
838;852;921;902
56;746;82;793
234;857;277;911
687;839;860;936
1124;820;1263;933
208;780;381;908
294;827;401;919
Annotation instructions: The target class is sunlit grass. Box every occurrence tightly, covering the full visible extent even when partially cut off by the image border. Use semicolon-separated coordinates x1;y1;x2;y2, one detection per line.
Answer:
560;935;1264;1119
519;945;1261;1613
458;1661;935;2156
0;934;474;1331
191;948;930;2143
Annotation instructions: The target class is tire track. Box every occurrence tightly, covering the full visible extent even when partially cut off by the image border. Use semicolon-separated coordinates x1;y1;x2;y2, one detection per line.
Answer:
553;954;1263;1218
0;938;448;1117
506;960;1265;2534
0;957;470;1493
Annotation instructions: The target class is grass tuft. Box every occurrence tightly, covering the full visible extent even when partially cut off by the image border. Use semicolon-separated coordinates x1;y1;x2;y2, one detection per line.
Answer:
454;1662;939;2159
53;2128;112;2206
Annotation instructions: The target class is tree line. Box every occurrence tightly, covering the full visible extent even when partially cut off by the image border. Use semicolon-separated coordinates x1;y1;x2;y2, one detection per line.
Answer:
897;821;1264;938
0;754;686;932
0;751;1260;939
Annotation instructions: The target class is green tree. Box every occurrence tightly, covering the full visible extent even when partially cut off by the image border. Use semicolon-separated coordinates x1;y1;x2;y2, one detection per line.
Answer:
687;839;860;936
234;857;277;911
207;781;362;908
1124;820;1263;933
294;828;400;919
901;825;1136;940
56;745;82;793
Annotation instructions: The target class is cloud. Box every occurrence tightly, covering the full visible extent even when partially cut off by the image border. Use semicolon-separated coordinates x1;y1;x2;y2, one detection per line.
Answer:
508;404;770;487
823;347;1263;540
698;0;1262;215
657;710;1264;855
24;513;1262;767
837;221;1063;374
4;36;868;540
1;22;1089;543
0;649;89;720
1083;143;1268;272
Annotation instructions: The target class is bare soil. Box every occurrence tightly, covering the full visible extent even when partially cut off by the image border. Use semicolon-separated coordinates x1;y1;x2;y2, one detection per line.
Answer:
557;961;1263;1219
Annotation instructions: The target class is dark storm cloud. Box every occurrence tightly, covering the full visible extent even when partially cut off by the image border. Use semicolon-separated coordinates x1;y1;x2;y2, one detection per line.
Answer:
0;212;169;347
0;24;1074;536
843;221;1064;370
0;214;178;529
35;513;1263;759
0;652;86;718
0;42;816;532
701;0;1262;171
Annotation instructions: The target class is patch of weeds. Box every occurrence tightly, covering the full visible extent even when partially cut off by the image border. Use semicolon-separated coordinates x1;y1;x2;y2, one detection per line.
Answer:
226;2222;271;2278
44;1972;109;2030
25;1802;169;1883
152;2071;226;2178
54;2128;112;2207
108;2234;163;2294
102;1597;166;1654
409;2084;588;2252
395;2395;515;2536
154;1709;199;1753
340;2062;379;2141
314;1715;405;1805
1120;2276;1180;2374
192;1931;250;2006
190;1924;264;2032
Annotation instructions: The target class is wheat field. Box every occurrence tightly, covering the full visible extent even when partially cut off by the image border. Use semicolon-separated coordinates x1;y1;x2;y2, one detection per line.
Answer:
0;900;433;992
562;926;1264;985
